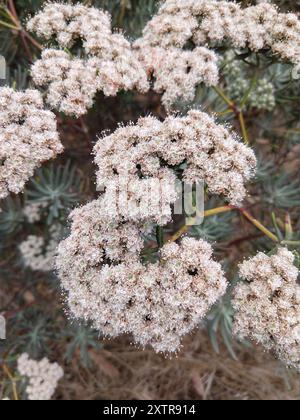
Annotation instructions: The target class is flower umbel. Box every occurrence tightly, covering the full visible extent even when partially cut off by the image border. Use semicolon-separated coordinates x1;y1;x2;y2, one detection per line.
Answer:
17;353;63;400
28;3;149;117
0;87;63;199
233;248;300;371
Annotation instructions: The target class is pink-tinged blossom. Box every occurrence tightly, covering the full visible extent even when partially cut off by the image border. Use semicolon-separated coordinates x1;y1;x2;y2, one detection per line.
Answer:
233;248;300;371
0;87;63;199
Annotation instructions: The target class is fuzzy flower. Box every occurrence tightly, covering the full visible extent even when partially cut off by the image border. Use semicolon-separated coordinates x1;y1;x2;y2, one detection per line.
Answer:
0;87;63;199
28;4;149;117
232;248;300;371
222;51;276;112
19;225;62;272
56;198;227;353
134;42;219;109
23;201;48;224
17;353;63;401
26;2;112;51
94;110;257;209
135;1;300;107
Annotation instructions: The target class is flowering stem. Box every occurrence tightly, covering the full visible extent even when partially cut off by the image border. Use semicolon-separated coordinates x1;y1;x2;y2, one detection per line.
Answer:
156;225;164;248
281;240;300;246
216;108;234;117
169;224;190;243
169;205;279;244
204;206;233;217
169;206;232;242
238;208;279;243
0;19;18;30
2;364;19;401
118;0;129;26
238;111;249;144
285;212;293;240
213;86;235;108
213;86;250;144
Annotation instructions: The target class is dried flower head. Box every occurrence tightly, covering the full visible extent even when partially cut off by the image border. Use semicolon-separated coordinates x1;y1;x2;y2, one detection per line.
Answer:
17;353;63;400
232;248;300;371
56;197;227;353
94;110;257;210
135;0;300;107
28;3;149;117
0;87;63;199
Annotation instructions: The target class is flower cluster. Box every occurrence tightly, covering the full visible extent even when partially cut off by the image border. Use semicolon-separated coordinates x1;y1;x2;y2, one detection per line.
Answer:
232;248;300;371
56;196;227;353
134;43;219;109
26;2;112;50
0;87;63;200
17;353;63;400
28;3;148;117
23;201;47;224
19;225;62;272
135;0;300;107
222;51;276;111
94;110;257;209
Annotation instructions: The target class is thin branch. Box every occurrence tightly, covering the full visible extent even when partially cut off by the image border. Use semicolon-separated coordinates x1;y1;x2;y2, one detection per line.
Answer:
2;364;19;401
238;111;250;144
169;206;233;242
169;205;279;244
213;86;235;109
239;208;279;243
0;19;18;30
213;85;251;144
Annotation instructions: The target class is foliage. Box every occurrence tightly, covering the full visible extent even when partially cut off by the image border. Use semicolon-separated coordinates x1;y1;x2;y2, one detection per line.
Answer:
26;162;87;224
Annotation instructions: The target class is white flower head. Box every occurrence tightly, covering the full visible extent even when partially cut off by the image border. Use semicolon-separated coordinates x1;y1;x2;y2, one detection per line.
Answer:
135;1;300;108
28;3;149;117
233;248;300;371
94;110;257;212
56;198;228;353
17;353;63;400
0;87;63;199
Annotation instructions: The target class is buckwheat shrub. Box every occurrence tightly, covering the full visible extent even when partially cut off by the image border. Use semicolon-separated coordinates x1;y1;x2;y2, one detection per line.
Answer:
94;110;257;209
0;87;63;199
56;197;227;353
135;0;300;107
17;353;63;400
28;3;149;117
232;248;300;371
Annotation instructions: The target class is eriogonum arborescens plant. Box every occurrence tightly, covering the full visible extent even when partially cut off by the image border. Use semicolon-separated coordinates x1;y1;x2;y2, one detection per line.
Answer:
1;0;300;400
